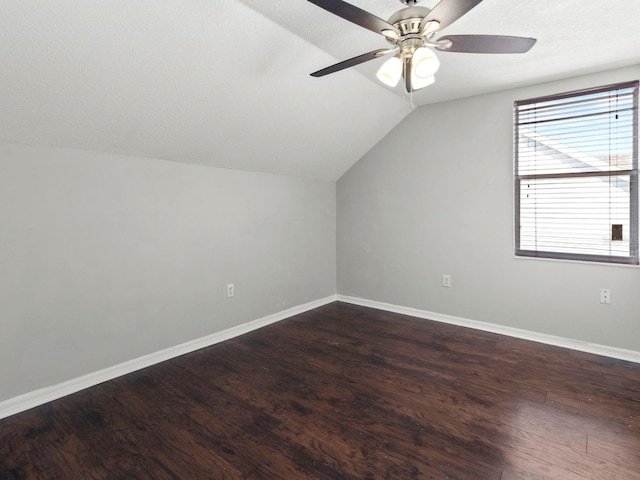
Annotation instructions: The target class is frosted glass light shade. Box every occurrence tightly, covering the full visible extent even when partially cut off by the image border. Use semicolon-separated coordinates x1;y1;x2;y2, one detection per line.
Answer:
410;73;435;91
376;56;402;87
412;47;440;78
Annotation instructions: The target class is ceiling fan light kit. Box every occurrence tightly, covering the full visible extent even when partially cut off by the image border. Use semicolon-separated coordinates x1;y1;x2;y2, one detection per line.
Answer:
412;47;440;78
376;56;403;87
308;0;536;94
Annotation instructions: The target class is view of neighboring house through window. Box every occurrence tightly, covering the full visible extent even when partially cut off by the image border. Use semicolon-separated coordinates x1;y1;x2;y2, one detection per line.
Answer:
514;81;639;265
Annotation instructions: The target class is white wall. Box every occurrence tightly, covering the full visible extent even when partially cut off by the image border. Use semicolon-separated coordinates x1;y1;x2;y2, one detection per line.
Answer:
0;143;336;403
337;65;640;353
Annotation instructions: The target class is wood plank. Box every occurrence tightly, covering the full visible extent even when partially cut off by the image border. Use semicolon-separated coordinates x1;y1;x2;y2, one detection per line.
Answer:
587;429;640;474
0;417;38;479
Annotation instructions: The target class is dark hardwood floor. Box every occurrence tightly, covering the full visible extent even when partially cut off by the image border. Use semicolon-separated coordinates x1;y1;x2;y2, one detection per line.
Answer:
1;302;640;479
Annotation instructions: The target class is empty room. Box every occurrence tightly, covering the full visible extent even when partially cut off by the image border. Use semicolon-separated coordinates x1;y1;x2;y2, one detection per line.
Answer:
1;0;639;478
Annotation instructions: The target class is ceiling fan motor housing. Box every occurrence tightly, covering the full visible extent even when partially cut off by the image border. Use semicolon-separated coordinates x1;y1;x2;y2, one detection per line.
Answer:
388;6;431;37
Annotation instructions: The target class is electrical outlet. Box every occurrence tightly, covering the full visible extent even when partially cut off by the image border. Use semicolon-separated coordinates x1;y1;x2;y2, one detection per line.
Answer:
226;284;235;298
600;288;611;304
442;275;451;288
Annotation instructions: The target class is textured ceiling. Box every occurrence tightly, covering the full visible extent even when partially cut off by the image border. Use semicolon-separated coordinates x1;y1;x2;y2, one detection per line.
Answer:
1;1;639;181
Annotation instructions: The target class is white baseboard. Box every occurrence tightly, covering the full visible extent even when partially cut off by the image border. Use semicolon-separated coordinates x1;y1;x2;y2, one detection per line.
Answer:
337;295;640;364
5;293;637;421
0;295;338;420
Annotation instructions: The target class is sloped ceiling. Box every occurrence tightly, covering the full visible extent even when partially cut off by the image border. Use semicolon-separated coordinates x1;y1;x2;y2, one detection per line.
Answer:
0;0;409;181
1;1;639;181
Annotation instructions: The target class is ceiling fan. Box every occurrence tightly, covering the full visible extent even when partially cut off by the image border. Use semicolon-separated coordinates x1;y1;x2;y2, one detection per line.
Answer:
308;0;536;92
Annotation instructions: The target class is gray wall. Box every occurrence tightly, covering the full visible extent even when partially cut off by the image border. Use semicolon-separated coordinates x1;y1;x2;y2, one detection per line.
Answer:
0;143;336;402
338;65;640;352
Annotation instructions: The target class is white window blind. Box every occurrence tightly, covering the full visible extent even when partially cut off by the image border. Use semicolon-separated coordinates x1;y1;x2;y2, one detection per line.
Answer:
515;81;639;265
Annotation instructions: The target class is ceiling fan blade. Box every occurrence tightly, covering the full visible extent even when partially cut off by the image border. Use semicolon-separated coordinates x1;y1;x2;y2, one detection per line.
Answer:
421;0;484;32
310;49;392;77
308;0;400;39
436;35;537;53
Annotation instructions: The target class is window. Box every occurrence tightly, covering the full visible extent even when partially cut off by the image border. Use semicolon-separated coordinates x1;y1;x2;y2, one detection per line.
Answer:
514;81;639;265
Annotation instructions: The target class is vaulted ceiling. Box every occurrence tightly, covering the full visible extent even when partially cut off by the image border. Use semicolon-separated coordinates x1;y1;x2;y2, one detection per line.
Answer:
2;0;639;181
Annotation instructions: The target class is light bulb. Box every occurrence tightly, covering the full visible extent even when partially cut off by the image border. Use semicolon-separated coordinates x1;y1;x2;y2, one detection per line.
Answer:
376;56;402;87
412;47;440;78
